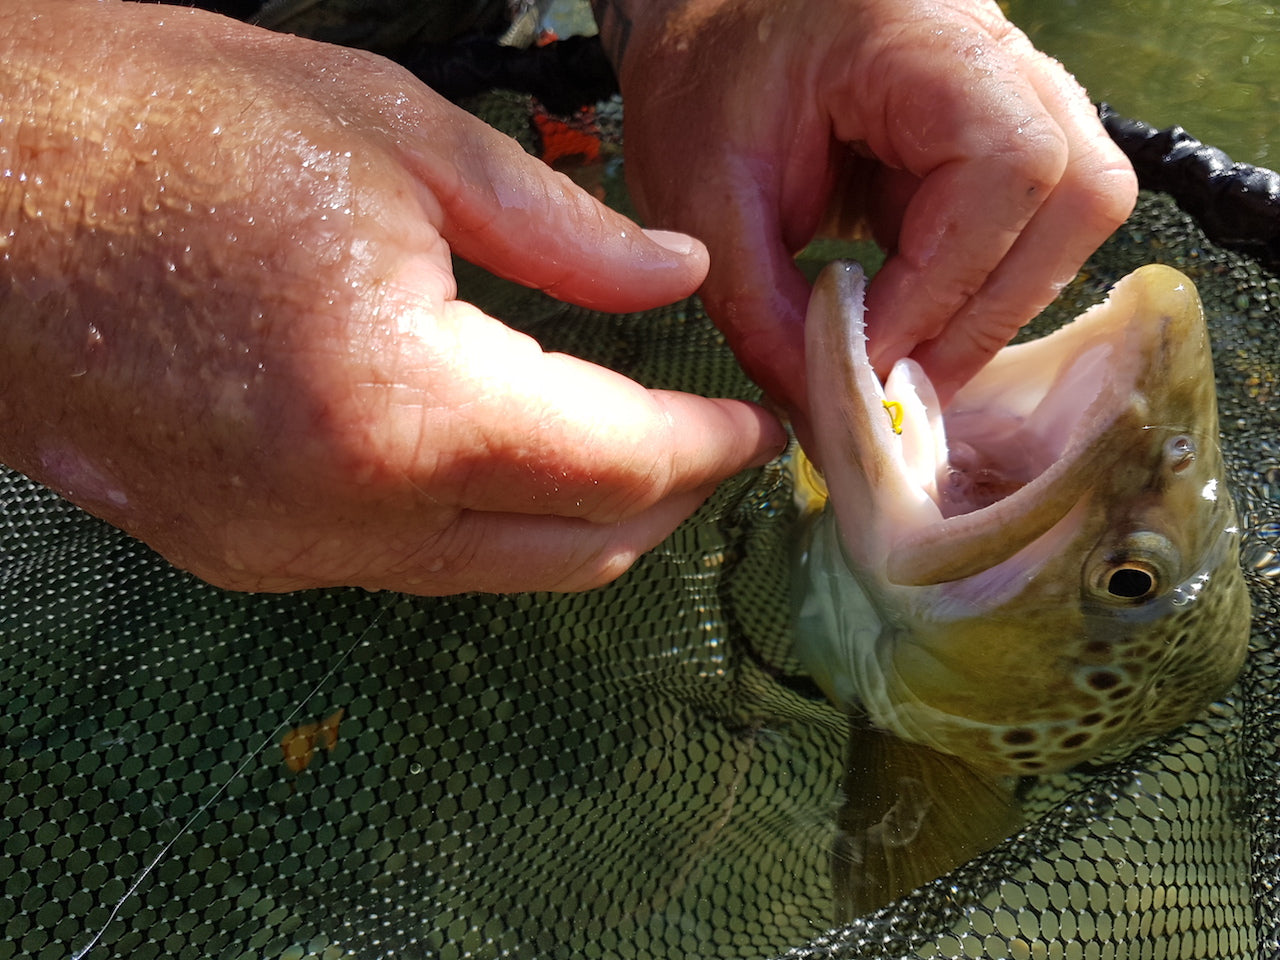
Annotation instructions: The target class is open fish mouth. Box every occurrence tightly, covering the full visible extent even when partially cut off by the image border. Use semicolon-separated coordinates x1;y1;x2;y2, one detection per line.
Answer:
810;262;1208;590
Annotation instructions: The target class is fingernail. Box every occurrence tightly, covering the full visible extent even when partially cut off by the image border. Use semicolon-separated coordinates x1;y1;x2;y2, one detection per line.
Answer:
642;228;700;257
748;412;790;467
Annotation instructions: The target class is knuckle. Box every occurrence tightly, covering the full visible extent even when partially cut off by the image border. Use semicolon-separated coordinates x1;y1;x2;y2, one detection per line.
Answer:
958;313;1024;362
1088;161;1140;229
579;414;681;524
394;517;475;588
992;126;1070;200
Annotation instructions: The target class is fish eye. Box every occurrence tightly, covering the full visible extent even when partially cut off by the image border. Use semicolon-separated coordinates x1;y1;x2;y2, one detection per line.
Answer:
1106;564;1158;600
1165;435;1196;473
1085;532;1176;605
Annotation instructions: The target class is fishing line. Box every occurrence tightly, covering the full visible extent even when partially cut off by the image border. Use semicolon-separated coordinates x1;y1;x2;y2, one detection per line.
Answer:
69;592;396;960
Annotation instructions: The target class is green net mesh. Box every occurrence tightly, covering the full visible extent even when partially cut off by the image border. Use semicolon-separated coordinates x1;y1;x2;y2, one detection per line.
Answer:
3;55;1280;960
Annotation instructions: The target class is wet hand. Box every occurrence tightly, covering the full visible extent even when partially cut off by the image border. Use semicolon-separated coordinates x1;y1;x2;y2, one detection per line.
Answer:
610;0;1137;429
0;1;785;594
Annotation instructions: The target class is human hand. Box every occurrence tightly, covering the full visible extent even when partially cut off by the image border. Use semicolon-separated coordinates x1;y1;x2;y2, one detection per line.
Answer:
0;1;784;594
604;0;1137;431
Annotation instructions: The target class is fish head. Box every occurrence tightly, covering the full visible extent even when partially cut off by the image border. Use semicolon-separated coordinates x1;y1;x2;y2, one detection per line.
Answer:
796;262;1251;777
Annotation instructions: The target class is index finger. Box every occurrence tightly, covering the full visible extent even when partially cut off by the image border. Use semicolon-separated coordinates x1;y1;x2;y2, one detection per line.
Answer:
384;81;714;314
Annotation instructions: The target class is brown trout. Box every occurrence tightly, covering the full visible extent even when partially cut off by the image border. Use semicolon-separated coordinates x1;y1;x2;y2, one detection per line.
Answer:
794;261;1252;914
795;261;1250;778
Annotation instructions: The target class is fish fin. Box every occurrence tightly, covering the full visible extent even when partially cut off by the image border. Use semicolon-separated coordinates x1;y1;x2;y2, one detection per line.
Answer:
831;725;1022;921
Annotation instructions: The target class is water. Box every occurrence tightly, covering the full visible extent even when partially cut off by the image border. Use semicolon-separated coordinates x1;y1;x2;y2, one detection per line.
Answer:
1007;0;1280;165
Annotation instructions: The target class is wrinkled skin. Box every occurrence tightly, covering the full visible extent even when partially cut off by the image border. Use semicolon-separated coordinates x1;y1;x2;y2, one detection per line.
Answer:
608;0;1139;435
0;0;785;595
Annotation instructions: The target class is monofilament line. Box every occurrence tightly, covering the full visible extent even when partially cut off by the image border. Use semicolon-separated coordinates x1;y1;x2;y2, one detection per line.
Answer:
69;595;394;960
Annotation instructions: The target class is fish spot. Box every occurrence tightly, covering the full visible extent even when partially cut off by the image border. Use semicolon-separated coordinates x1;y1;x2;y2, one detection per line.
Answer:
1104;714;1127;729
1080;712;1106;727
1109;686;1136;701
1002;728;1037;745
1061;732;1091;750
1087;670;1122;691
1010;750;1039;761
1084;640;1113;657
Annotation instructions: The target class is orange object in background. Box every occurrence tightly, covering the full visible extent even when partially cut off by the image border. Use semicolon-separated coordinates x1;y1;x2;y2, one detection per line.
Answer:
281;707;345;773
531;104;602;168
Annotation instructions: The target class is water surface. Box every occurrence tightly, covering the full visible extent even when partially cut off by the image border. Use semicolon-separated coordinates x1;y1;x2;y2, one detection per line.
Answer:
1007;0;1280;164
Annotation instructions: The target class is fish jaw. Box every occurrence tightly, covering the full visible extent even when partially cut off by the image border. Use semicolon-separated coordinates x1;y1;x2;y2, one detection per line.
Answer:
805;262;1192;590
797;262;1250;775
803;261;941;583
